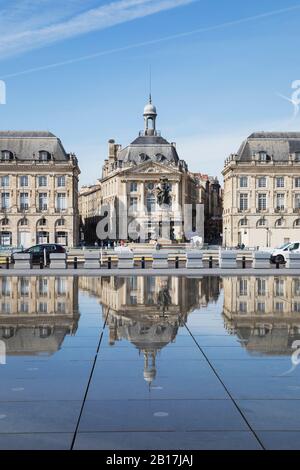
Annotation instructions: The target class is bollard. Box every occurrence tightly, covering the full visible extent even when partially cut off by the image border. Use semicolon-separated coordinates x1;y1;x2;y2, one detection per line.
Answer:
242;256;246;269
39;255;44;269
141;256;145;269
74;256;78;269
175;256;179;269
276;260;280;269
108;256;111;269
209;256;213;269
6;257;9;269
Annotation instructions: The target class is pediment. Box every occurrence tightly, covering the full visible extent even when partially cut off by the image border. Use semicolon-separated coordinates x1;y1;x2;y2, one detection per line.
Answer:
120;161;181;176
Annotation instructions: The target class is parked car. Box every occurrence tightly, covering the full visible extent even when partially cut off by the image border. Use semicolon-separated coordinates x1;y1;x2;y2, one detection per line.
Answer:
270;241;300;264
13;244;66;265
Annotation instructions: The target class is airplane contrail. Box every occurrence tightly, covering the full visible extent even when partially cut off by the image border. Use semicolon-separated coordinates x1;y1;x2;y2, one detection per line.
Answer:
2;3;300;79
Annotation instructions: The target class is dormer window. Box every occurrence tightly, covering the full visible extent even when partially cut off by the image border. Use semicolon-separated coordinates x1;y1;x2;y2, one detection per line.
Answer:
155;153;166;162
1;150;13;161
258;151;268;161
295;152;300;161
39;150;51;161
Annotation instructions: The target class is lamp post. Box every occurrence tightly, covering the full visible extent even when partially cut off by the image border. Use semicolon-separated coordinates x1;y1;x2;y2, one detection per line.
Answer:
224;227;227;248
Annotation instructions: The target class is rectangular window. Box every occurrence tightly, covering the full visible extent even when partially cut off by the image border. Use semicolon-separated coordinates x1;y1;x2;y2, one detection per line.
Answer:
20;278;29;296
275;278;284;297
257;177;267;188
38;278;48;296
38;176;47;187
38;193;48;211
294;279;300;297
129;197;138;211
295;194;300;209
276;193;285;211
294;302;300;312
56;278;66;295
20;175;28;187
257;302;265;313
38;302;47;313
1;278;10;296
239;279;248;296
57;302;66;313
257;278;266;296
275;302;284;312
1;192;10;210
57;176;66;187
239;177;248;188
239;302;247;313
295;177;300;188
56;193;66;211
20;302;28;313
276;177;284;188
258;193;267;211
1;303;10;313
239;193;248;211
130;182;138;192
1;176;9;187
20;192;29;211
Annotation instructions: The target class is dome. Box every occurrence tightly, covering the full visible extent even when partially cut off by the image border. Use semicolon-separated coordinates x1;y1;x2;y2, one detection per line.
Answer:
144;102;157;116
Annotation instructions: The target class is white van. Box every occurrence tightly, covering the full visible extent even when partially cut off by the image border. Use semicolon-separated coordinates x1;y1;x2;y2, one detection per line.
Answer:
271;241;300;264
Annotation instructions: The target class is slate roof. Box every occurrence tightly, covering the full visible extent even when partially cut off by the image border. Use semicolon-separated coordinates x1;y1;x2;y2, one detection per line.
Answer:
117;133;180;165
0;131;69;161
237;132;300;161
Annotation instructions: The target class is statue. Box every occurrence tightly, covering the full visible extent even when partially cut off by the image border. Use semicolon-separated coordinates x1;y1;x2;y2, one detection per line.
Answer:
156;178;171;206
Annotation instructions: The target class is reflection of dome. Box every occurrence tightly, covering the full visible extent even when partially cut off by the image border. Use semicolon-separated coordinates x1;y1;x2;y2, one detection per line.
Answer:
144;367;156;382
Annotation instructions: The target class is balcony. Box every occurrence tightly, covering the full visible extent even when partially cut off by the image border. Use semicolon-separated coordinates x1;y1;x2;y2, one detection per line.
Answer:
275;207;285;213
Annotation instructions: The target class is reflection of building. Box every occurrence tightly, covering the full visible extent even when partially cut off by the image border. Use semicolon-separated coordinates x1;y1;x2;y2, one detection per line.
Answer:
0;132;80;248
223;276;300;355
79;276;221;383
0;276;79;355
79;98;205;244
223;132;300;248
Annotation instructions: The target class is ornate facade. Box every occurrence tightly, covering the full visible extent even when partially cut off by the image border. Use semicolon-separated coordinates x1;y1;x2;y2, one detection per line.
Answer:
0;132;80;248
223;132;300;248
79;98;204;244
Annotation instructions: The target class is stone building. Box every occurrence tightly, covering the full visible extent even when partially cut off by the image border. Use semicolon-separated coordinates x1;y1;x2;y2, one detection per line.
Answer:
193;173;222;244
223;132;300;248
0;276;79;355
223;276;300;355
79;98;204;244
0;131;80;248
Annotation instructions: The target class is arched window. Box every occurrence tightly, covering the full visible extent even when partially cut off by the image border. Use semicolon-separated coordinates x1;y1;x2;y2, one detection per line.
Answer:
138;153;149;163
239;217;248;226
294;219;300;227
275;218;285;227
1;150;13;161
37;217;47;226
155;153;166;162
257;218;267;227
1;218;9;226
56;218;65;226
258;151;270;162
38;150;51;162
19;218;28;226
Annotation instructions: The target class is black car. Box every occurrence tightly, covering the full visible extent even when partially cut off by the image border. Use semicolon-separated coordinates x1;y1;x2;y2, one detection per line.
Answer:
14;244;66;265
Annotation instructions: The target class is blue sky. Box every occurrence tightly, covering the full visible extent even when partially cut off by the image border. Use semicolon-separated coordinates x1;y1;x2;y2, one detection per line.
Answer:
1;0;300;184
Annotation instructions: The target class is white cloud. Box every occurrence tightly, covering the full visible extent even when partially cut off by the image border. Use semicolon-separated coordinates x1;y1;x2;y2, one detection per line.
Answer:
0;0;196;59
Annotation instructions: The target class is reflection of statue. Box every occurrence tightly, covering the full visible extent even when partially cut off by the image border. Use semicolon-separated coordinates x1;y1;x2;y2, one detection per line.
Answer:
157;287;171;313
156;178;171;206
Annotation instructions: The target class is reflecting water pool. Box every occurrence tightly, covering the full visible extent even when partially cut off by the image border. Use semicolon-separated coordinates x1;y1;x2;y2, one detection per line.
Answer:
0;275;300;449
